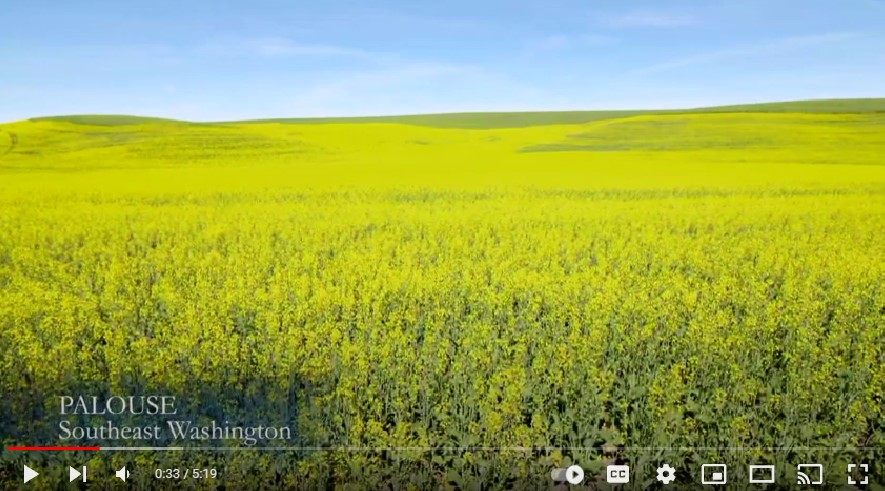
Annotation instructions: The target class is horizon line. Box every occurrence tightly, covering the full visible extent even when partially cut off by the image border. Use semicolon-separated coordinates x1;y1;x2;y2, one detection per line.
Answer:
5;96;885;125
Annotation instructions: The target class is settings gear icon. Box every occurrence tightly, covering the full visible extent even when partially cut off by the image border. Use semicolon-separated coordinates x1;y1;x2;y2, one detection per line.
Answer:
656;464;676;485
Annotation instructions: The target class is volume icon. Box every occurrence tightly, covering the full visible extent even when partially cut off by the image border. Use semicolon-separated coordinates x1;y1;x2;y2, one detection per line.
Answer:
115;466;130;482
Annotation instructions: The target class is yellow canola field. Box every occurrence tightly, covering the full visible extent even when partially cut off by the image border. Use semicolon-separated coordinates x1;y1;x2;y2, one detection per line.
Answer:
0;112;883;489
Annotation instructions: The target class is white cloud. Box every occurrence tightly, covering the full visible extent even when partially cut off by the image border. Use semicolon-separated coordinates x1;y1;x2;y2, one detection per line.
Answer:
531;34;571;51
197;37;390;61
526;33;616;52
634;32;864;75
6;44;186;71
284;61;475;114
601;10;697;28
276;61;565;118
249;39;369;57
335;7;488;33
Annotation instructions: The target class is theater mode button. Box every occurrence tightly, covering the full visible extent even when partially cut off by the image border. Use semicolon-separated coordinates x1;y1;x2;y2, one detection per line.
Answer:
23;465;39;483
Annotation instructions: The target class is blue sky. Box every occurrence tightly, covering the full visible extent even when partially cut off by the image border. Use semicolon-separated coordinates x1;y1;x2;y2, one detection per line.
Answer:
2;0;884;121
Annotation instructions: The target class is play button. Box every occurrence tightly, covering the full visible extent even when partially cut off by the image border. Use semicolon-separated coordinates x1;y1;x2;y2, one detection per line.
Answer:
566;465;585;485
23;465;39;483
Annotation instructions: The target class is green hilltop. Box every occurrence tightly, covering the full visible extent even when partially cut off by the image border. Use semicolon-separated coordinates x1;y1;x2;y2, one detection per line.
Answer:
28;114;183;126
234;98;885;128
234;110;652;129
19;98;885;130
687;98;885;114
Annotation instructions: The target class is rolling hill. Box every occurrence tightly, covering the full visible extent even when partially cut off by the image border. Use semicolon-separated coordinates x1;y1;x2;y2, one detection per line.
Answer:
19;97;885;129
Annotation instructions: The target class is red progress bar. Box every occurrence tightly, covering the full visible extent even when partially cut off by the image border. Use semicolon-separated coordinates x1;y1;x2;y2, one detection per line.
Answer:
8;446;100;451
